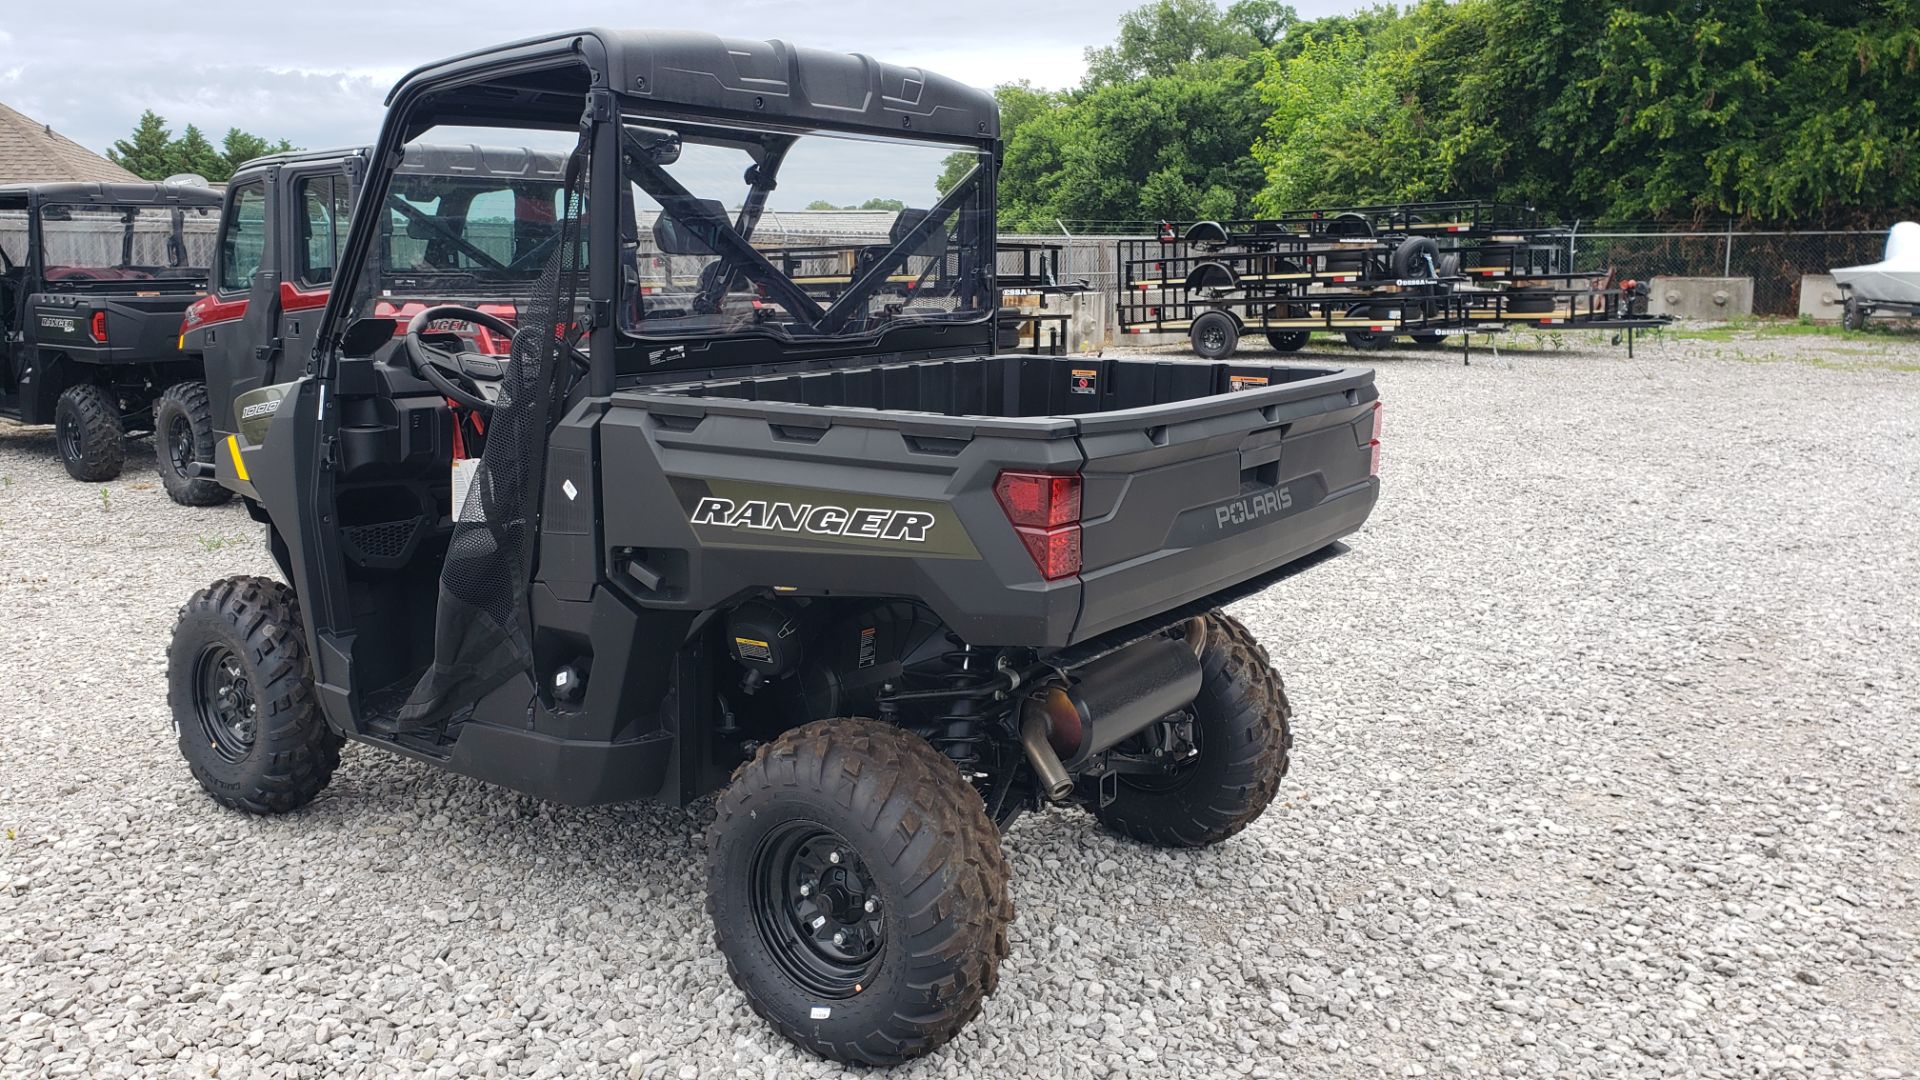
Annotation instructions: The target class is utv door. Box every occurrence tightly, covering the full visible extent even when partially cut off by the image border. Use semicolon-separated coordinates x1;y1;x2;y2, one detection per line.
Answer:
0;195;30;410
200;177;282;441
277;167;354;378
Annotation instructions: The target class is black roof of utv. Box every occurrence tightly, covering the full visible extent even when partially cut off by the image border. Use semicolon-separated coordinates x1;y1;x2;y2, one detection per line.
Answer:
230;144;570;182
0;180;223;207
388;28;999;142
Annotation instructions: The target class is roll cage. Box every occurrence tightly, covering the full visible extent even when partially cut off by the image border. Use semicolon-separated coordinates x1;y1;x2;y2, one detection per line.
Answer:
314;29;1002;396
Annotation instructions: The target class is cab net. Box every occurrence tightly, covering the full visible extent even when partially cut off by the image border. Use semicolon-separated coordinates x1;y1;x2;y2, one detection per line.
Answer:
398;140;587;725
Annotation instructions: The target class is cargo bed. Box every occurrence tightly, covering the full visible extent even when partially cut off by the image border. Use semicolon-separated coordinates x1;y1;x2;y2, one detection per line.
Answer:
609;353;1380;644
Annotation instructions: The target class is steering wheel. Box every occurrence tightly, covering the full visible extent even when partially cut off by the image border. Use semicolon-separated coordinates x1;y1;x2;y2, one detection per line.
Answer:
405;306;516;414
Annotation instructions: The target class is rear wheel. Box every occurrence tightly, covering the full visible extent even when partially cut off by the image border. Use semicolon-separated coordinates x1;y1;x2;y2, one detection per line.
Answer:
53;383;124;482
1095;612;1293;848
708;718;1013;1065
1266;330;1310;352
1190;311;1239;359
154;381;232;507
167;576;340;814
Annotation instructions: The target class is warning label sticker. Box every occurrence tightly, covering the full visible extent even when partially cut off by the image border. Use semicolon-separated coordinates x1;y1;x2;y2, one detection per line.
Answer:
1229;374;1270;393
1069;368;1099;395
734;637;774;664
857;626;878;669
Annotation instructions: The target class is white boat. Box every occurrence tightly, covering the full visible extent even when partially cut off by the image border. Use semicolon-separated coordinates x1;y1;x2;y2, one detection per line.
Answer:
1831;220;1920;306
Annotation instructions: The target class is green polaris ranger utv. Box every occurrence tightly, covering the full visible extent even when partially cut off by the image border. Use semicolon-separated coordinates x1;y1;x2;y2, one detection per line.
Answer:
165;29;1382;1064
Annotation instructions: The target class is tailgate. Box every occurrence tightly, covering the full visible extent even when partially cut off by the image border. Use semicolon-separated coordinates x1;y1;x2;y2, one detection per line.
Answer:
1070;366;1379;641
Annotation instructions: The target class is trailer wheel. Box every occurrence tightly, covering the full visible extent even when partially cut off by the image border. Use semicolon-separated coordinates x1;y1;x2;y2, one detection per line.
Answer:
1842;296;1867;332
708;718;1013;1065
167;575;341;814
1507;289;1557;314
1266;331;1310;352
1343;304;1389;351
1391;237;1441;280
53;383;125;482
1096;612;1292;848
154;381;233;507
1190;311;1239;359
1410;332;1446;346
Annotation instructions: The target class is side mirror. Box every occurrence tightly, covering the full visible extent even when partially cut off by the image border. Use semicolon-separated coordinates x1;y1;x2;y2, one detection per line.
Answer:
342;317;398;356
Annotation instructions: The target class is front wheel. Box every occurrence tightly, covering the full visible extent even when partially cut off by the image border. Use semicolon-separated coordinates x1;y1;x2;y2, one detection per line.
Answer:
708;718;1013;1065
167;576;341;814
154;381;232;506
1842;296;1867;332
53;383;125;482
1095;612;1293;848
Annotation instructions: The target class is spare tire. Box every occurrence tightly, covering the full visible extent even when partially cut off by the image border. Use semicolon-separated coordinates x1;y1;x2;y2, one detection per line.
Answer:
1435;253;1462;279
1391;237;1441;280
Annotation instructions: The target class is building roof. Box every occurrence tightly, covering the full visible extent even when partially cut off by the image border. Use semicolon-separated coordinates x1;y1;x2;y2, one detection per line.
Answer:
0;101;142;185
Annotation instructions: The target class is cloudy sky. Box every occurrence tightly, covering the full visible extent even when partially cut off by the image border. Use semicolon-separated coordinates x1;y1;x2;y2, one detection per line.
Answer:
0;1;1358;158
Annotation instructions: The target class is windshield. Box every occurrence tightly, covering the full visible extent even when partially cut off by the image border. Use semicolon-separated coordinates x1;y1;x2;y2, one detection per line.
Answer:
40;203;214;283
381;167;569;289
620;118;993;342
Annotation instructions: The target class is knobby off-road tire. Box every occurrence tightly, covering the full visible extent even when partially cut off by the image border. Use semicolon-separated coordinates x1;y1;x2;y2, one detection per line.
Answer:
154;381;232;507
167;575;341;814
1096;611;1293;848
708;717;1013;1065
53;383;124;482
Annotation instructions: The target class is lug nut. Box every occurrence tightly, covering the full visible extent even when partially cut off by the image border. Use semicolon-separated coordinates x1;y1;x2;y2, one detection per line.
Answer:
863;898;877;914
828;851;841;865
799;883;812;897
832;931;847;946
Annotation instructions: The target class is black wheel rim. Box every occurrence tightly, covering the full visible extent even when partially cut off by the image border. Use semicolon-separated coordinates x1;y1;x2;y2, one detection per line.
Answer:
193;644;257;763
167;413;196;475
1201;326;1227;351
750;821;885;998
56;410;83;463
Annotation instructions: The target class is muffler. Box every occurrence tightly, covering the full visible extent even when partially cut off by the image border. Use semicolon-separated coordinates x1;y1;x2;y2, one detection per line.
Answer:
1017;635;1204;797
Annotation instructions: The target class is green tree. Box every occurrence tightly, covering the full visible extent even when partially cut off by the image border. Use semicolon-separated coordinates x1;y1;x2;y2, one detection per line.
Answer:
106;111;174;179
804;199;841;210
1083;0;1295;84
104;112;294;182
858;197;907;211
218;128;292;178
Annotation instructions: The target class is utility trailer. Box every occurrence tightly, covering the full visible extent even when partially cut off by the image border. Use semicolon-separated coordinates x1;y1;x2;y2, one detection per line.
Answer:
0;180;222;487
1120;204;1664;359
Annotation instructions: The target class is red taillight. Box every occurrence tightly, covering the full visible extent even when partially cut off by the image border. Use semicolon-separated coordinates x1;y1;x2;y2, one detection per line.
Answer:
1015;523;1082;580
994;471;1080;528
995;470;1083;580
1368;400;1383;476
89;311;108;343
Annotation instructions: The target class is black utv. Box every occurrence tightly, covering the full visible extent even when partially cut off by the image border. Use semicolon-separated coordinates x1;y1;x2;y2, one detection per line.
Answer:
164;29;1382;1065
0;181;222;488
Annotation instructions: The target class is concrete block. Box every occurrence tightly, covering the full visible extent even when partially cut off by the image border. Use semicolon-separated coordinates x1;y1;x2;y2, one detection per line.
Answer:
1649;276;1753;320
1797;274;1847;321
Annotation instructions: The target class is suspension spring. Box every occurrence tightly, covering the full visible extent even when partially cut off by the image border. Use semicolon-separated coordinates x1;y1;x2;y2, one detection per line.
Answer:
929;635;999;774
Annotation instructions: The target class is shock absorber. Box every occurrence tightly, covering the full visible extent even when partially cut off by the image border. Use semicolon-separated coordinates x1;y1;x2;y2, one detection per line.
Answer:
929;635;996;774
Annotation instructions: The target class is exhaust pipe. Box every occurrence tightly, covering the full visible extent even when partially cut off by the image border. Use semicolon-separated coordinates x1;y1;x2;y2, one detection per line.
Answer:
1020;702;1075;802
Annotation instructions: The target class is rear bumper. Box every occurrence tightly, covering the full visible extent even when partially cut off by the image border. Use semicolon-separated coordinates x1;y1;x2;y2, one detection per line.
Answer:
1071;476;1378;642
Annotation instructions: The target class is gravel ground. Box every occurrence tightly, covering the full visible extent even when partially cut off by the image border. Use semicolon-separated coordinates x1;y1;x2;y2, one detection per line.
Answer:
2;329;1917;1079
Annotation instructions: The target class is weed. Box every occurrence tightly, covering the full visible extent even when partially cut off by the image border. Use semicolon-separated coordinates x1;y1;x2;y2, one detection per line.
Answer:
98;488;111;513
196;534;240;553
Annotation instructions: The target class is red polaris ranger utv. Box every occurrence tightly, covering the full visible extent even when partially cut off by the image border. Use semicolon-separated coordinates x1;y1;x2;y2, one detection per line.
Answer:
164;29;1381;1064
